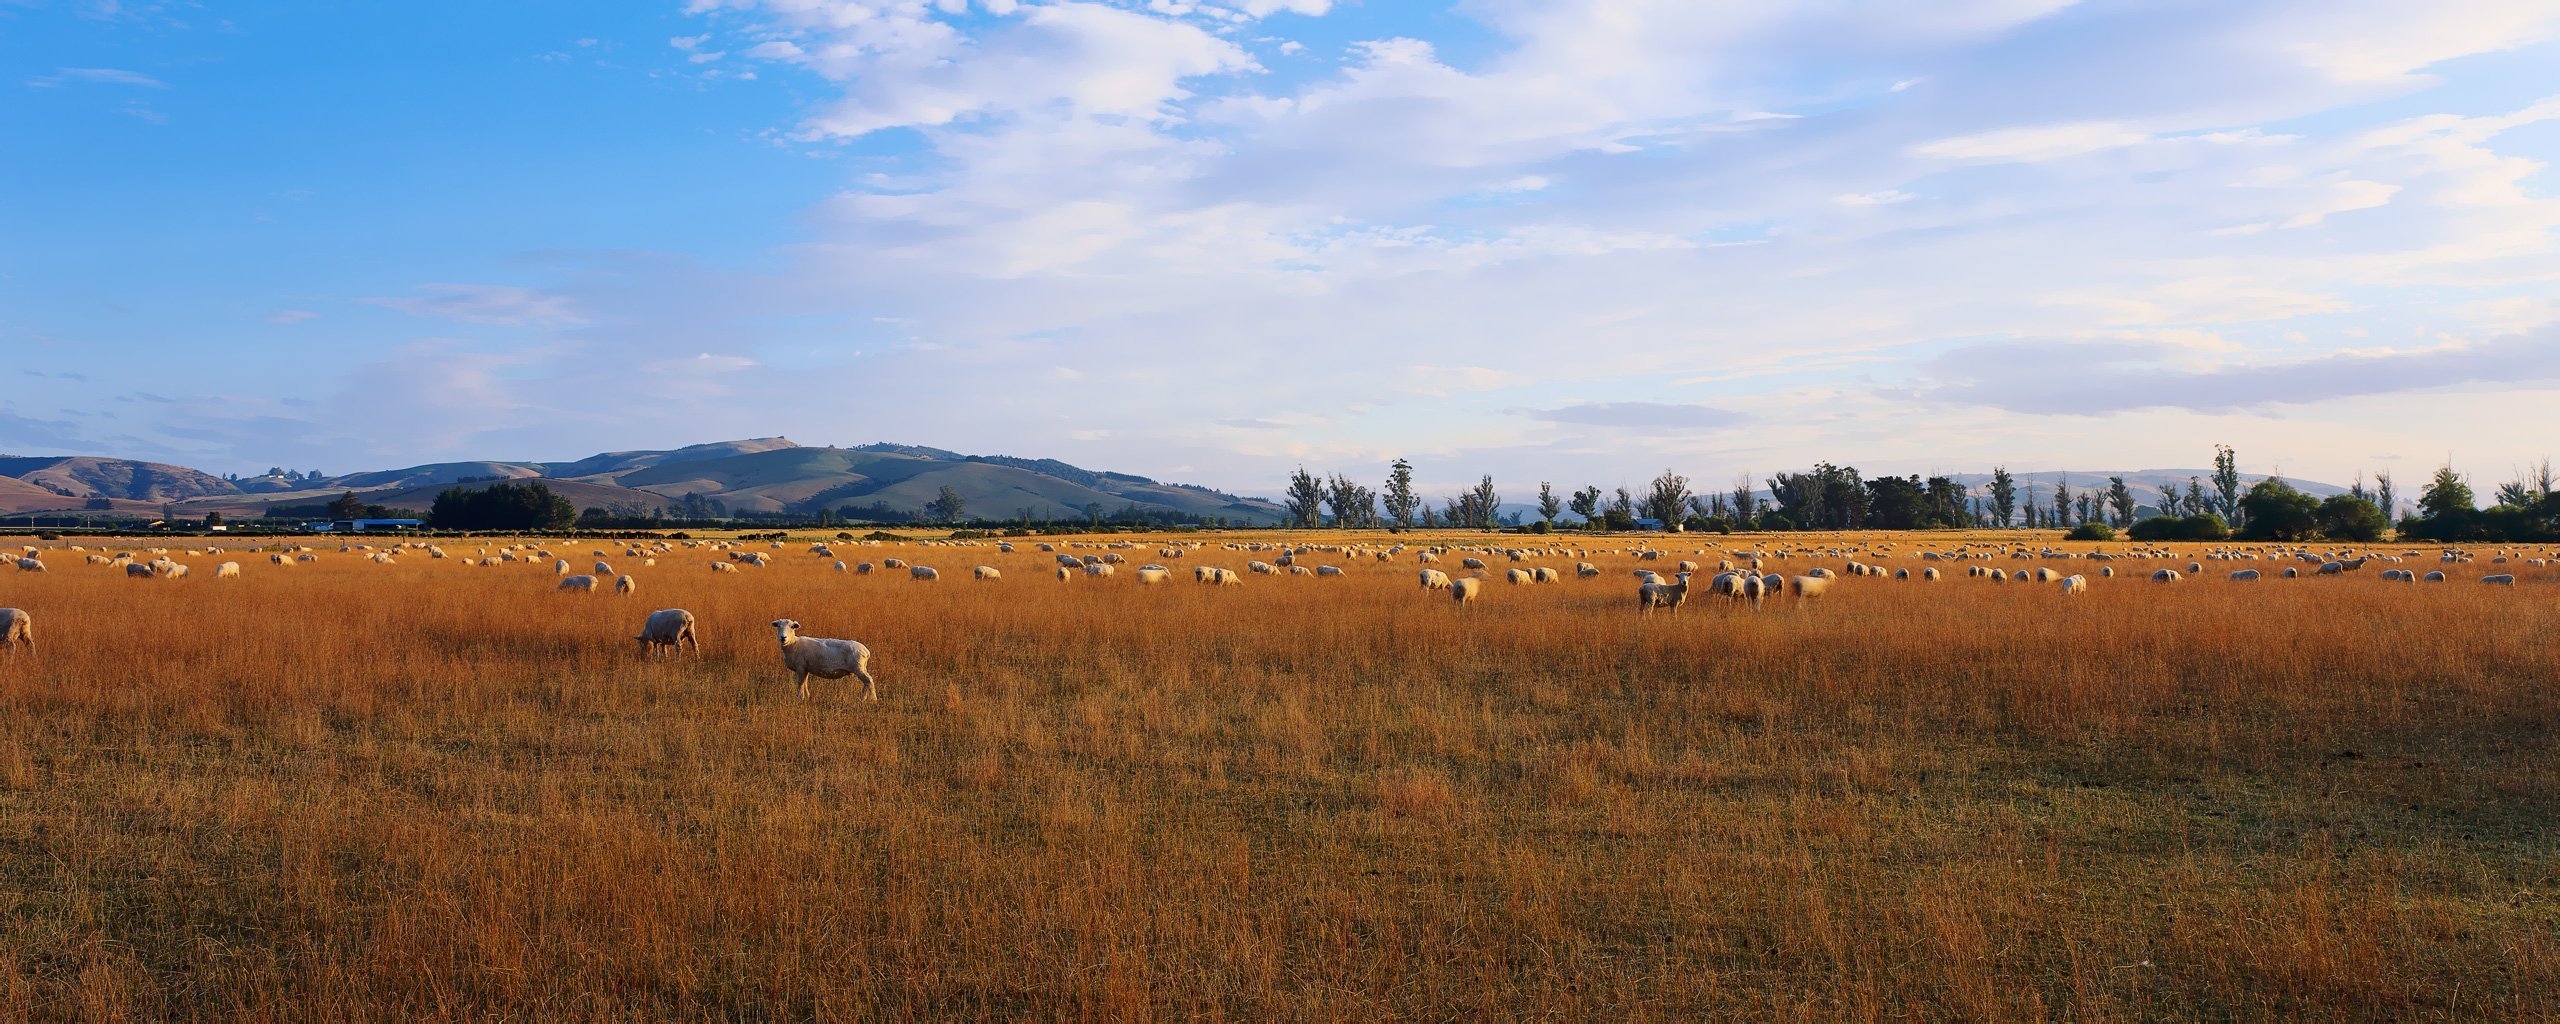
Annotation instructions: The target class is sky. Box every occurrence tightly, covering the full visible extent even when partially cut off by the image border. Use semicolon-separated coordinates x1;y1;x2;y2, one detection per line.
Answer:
5;0;2559;498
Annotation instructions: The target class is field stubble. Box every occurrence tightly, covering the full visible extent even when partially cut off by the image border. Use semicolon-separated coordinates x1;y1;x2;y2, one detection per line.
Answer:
0;532;2554;1020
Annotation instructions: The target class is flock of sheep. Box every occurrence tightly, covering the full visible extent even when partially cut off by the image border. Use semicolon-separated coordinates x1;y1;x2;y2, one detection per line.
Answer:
3;534;2551;697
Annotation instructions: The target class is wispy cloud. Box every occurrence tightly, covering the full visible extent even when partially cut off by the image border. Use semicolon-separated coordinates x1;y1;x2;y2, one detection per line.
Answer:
25;67;166;89
364;284;586;327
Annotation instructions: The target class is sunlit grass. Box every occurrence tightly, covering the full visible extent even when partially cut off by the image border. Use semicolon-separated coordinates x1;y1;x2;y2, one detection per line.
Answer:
0;530;2554;1019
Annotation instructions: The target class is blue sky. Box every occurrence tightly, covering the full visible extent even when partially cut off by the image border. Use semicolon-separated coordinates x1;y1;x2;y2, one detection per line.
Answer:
5;0;2559;496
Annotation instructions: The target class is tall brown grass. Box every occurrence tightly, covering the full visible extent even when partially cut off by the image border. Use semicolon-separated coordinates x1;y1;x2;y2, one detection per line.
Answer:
0;532;2553;1020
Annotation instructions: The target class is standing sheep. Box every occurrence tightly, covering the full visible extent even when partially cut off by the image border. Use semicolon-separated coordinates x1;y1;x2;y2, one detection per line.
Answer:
1637;572;1691;613
910;566;940;581
0;608;30;653
1788;576;1831;600
558;574;599;592
2060;574;2088;596
615;575;638;596
215;562;241;579
770;619;878;701
14;557;42;573
1450;576;1482;605
1419;569;1452;590
635;609;698;658
973;566;1002;581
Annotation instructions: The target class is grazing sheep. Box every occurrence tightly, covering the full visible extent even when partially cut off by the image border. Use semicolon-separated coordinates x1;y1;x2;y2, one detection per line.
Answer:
0;608;29;653
2060;574;2088;596
2230;569;2260;581
1288;565;1314;576
559;574;600;592
615;575;638;596
884;558;907;570
910;566;941;582
2152;569;2183;583
1789;576;1831;600
2282;567;2299;578
710;561;738;574
1315;565;1345;577
855;562;874;575
1576;562;1599;578
1461;557;1487;570
125;563;157;579
2033;567;2061;583
215;562;241;579
1638;572;1691;613
1507;568;1533;585
1450;577;1482;604
1085;562;1118;578
973;566;1002;581
1739;573;1768;610
2483;574;2516;586
594;561;616;577
635;609;698;658
555;560;572;575
2424;571;2447;582
1530;567;1561;584
1419;568;1453;590
770;619;877;701
1136;566;1173;585
1921;567;1942;581
1056;566;1075;581
1248;561;1277;575
14;557;42;573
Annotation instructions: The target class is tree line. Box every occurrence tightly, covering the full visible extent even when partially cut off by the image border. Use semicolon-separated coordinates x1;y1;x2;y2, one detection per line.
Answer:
1277;447;2560;541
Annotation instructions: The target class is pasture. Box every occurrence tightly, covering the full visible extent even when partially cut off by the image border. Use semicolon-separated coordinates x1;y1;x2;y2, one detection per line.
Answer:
1;530;2555;1020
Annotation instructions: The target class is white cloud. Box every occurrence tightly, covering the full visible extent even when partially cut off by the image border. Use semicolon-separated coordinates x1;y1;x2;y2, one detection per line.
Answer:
25;67;166;88
1911;122;2149;163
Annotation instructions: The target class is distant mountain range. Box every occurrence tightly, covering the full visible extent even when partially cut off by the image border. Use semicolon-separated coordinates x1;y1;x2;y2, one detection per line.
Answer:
0;441;2403;525
0;439;1290;524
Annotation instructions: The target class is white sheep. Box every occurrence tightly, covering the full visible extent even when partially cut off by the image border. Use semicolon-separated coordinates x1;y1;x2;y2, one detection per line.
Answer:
215;562;241;579
1507;568;1534;585
1136;566;1173;584
1450;576;1482;604
1638;572;1691;613
0;608;29;653
1086;562;1117;578
635;609;698;658
2230;569;2260;581
2060;574;2088;596
2152;569;2182;582
13;557;42;573
1739;573;1767;610
710;561;739;574
594;561;616;577
1419;568;1452;590
771;619;877;701
559;574;600;592
1576;562;1600;578
973;566;1002;581
1788;576;1831;600
910;565;941;582
554;559;572;575
2483;574;2516;586
615;575;638;596
1315;565;1344;577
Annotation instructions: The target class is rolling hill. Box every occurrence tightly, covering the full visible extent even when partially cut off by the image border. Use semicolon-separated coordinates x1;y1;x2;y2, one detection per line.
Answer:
2;439;1286;524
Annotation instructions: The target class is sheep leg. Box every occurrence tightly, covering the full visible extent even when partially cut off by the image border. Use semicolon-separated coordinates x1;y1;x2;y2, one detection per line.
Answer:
856;665;877;702
796;672;810;701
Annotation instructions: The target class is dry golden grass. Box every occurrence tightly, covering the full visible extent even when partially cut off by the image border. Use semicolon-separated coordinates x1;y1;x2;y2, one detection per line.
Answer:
0;530;2554;1020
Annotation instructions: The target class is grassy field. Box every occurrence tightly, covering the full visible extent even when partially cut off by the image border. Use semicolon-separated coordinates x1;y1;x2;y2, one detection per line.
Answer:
0;530;2554;1020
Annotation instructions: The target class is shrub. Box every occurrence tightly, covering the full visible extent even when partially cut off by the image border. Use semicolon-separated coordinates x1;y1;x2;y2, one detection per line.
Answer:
2064;522;2116;541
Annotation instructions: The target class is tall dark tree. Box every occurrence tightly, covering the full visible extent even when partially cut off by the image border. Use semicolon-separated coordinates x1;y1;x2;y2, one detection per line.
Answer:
2213;445;2244;526
1283;467;1325;528
427;481;575;531
1988;466;2017;528
1468;476;1501;530
1729;472;1759;522
1323;473;1375;528
329;490;364;519
1865;475;1929;530
2051;477;2075;528
1640;469;1691;525
926;485;968;524
1536;482;1562;525
2315;495;2389;542
2375;470;2396;522
2105;476;2135;528
2419;461;2474;520
1382;459;1420;529
1568;485;1603;528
